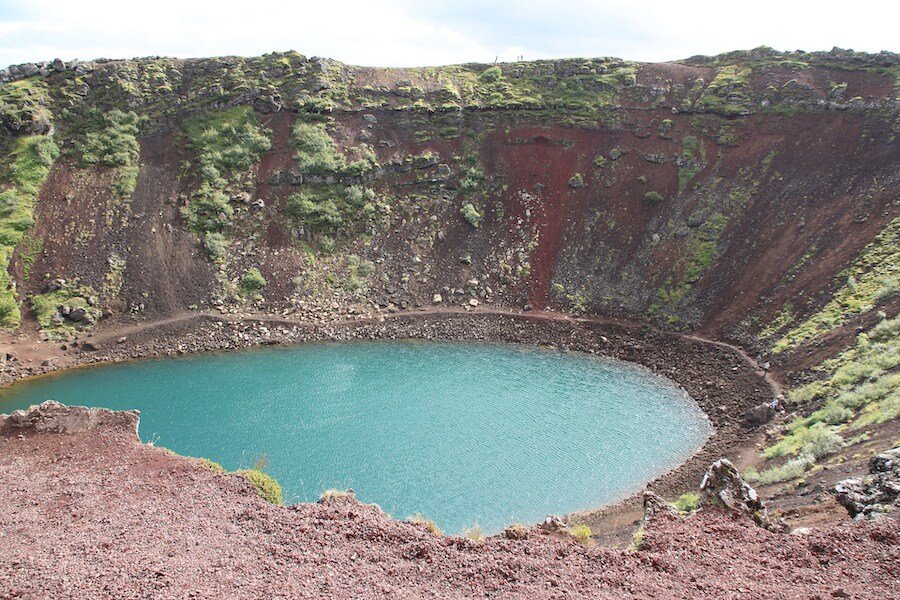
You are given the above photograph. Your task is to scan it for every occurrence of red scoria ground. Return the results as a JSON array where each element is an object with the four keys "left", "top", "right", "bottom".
[{"left": 1, "top": 412, "right": 898, "bottom": 599}]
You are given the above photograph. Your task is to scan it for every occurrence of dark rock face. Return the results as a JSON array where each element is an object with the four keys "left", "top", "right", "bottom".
[{"left": 834, "top": 448, "right": 900, "bottom": 519}]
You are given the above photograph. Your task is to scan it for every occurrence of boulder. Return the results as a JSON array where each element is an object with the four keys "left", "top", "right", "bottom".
[
  {"left": 700, "top": 458, "right": 771, "bottom": 527},
  {"left": 833, "top": 447, "right": 900, "bottom": 519},
  {"left": 743, "top": 402, "right": 774, "bottom": 427}
]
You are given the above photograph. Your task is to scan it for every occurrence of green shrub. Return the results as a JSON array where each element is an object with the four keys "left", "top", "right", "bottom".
[
  {"left": 479, "top": 66, "right": 502, "bottom": 83},
  {"left": 460, "top": 202, "right": 484, "bottom": 227},
  {"left": 240, "top": 268, "right": 267, "bottom": 294},
  {"left": 460, "top": 167, "right": 484, "bottom": 192},
  {"left": 237, "top": 469, "right": 283, "bottom": 505},
  {"left": 184, "top": 185, "right": 233, "bottom": 233},
  {"left": 674, "top": 492, "right": 700, "bottom": 513},
  {"left": 183, "top": 107, "right": 270, "bottom": 241},
  {"left": 644, "top": 191, "right": 664, "bottom": 203},
  {"left": 566, "top": 524, "right": 593, "bottom": 545},
  {"left": 185, "top": 106, "right": 271, "bottom": 185},
  {"left": 203, "top": 232, "right": 228, "bottom": 260},
  {"left": 291, "top": 121, "right": 346, "bottom": 174},
  {"left": 774, "top": 217, "right": 899, "bottom": 352},
  {"left": 0, "top": 295, "right": 19, "bottom": 329},
  {"left": 764, "top": 423, "right": 843, "bottom": 459}
]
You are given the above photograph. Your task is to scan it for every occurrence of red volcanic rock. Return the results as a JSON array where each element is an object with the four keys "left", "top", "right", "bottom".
[{"left": 1, "top": 403, "right": 897, "bottom": 598}]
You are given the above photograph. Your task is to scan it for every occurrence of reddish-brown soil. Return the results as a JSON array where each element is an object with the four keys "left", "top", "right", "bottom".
[{"left": 1, "top": 407, "right": 897, "bottom": 599}]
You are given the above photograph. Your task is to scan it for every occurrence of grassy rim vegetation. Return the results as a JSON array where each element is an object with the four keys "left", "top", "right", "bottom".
[{"left": 0, "top": 134, "right": 59, "bottom": 330}]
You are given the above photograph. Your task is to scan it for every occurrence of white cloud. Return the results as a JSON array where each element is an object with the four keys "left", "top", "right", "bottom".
[{"left": 0, "top": 0, "right": 896, "bottom": 68}]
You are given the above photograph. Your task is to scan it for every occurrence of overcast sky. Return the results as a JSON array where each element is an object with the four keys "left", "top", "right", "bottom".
[{"left": 1, "top": 0, "right": 897, "bottom": 69}]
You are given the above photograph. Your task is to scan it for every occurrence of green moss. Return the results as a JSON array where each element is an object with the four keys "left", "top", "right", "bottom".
[
  {"left": 674, "top": 492, "right": 700, "bottom": 513},
  {"left": 237, "top": 469, "right": 283, "bottom": 505},
  {"left": 568, "top": 173, "right": 584, "bottom": 188},
  {"left": 0, "top": 134, "right": 59, "bottom": 329},
  {"left": 774, "top": 217, "right": 899, "bottom": 352},
  {"left": 460, "top": 202, "right": 484, "bottom": 228},
  {"left": 197, "top": 458, "right": 225, "bottom": 473},
  {"left": 566, "top": 524, "right": 593, "bottom": 545}
]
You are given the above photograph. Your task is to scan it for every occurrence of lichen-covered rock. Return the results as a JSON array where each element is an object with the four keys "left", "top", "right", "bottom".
[
  {"left": 0, "top": 400, "right": 139, "bottom": 437},
  {"left": 700, "top": 458, "right": 771, "bottom": 527},
  {"left": 833, "top": 447, "right": 900, "bottom": 519}
]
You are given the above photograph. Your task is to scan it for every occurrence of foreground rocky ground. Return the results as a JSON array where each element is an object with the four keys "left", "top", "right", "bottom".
[{"left": 2, "top": 402, "right": 897, "bottom": 599}]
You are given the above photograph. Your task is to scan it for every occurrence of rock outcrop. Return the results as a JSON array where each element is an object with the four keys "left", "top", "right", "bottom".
[
  {"left": 833, "top": 448, "right": 900, "bottom": 519},
  {"left": 699, "top": 458, "right": 774, "bottom": 527},
  {"left": 0, "top": 400, "right": 139, "bottom": 436}
]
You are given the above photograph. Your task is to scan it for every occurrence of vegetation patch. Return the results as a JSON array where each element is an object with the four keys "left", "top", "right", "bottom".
[
  {"left": 29, "top": 283, "right": 101, "bottom": 339},
  {"left": 182, "top": 106, "right": 271, "bottom": 243},
  {"left": 0, "top": 134, "right": 59, "bottom": 329},
  {"left": 566, "top": 524, "right": 594, "bottom": 545},
  {"left": 773, "top": 217, "right": 899, "bottom": 352},
  {"left": 677, "top": 135, "right": 706, "bottom": 194},
  {"left": 460, "top": 202, "right": 484, "bottom": 227},
  {"left": 674, "top": 493, "right": 699, "bottom": 513},
  {"left": 236, "top": 469, "right": 283, "bottom": 505},
  {"left": 696, "top": 66, "right": 754, "bottom": 117},
  {"left": 752, "top": 314, "right": 899, "bottom": 484},
  {"left": 0, "top": 78, "right": 52, "bottom": 133},
  {"left": 76, "top": 109, "right": 142, "bottom": 199},
  {"left": 643, "top": 191, "right": 664, "bottom": 204},
  {"left": 240, "top": 268, "right": 267, "bottom": 295}
]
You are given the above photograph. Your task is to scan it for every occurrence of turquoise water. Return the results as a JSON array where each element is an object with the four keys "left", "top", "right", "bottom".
[{"left": 0, "top": 341, "right": 711, "bottom": 533}]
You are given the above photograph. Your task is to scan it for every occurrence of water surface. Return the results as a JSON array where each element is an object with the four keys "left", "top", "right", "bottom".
[{"left": 0, "top": 341, "right": 711, "bottom": 533}]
